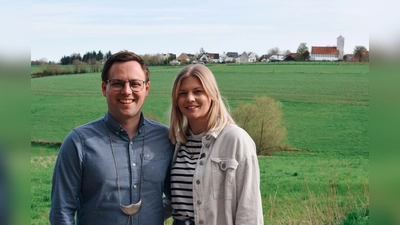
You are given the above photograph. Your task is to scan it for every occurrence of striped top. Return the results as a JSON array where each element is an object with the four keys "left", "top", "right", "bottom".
[{"left": 170, "top": 131, "right": 204, "bottom": 221}]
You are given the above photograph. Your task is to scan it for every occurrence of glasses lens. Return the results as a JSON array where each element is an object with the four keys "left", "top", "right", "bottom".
[
  {"left": 110, "top": 80, "right": 124, "bottom": 90},
  {"left": 108, "top": 80, "right": 144, "bottom": 92},
  {"left": 129, "top": 80, "right": 143, "bottom": 91}
]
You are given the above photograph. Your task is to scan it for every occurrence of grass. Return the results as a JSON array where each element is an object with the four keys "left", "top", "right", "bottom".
[{"left": 31, "top": 63, "right": 369, "bottom": 224}]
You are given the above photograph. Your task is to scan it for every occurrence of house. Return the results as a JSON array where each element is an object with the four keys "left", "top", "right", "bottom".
[
  {"left": 310, "top": 46, "right": 339, "bottom": 61},
  {"left": 199, "top": 53, "right": 220, "bottom": 63},
  {"left": 269, "top": 54, "right": 285, "bottom": 62},
  {"left": 219, "top": 52, "right": 238, "bottom": 63},
  {"left": 310, "top": 35, "right": 345, "bottom": 61},
  {"left": 236, "top": 52, "right": 249, "bottom": 63},
  {"left": 248, "top": 52, "right": 257, "bottom": 62},
  {"left": 163, "top": 53, "right": 176, "bottom": 60},
  {"left": 345, "top": 54, "right": 354, "bottom": 61},
  {"left": 177, "top": 53, "right": 195, "bottom": 63},
  {"left": 346, "top": 51, "right": 369, "bottom": 62},
  {"left": 284, "top": 53, "right": 296, "bottom": 61}
]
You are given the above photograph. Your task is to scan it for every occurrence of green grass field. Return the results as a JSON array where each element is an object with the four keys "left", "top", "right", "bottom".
[{"left": 31, "top": 63, "right": 369, "bottom": 224}]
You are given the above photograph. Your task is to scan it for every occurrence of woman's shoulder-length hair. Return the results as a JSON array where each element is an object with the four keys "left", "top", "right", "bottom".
[{"left": 168, "top": 64, "right": 235, "bottom": 144}]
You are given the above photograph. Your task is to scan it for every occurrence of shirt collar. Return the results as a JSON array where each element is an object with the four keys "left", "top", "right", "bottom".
[{"left": 103, "top": 112, "right": 145, "bottom": 137}]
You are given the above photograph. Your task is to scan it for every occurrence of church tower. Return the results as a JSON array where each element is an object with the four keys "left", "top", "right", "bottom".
[{"left": 337, "top": 35, "right": 345, "bottom": 60}]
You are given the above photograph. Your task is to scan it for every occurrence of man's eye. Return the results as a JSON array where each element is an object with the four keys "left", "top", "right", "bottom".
[
  {"left": 130, "top": 81, "right": 141, "bottom": 87},
  {"left": 112, "top": 82, "right": 124, "bottom": 87}
]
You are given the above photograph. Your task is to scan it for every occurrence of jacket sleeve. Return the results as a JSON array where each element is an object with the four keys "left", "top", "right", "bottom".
[
  {"left": 49, "top": 130, "right": 83, "bottom": 225},
  {"left": 234, "top": 136, "right": 264, "bottom": 225}
]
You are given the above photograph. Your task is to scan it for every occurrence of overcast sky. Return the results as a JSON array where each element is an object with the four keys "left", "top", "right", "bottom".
[{"left": 29, "top": 0, "right": 372, "bottom": 62}]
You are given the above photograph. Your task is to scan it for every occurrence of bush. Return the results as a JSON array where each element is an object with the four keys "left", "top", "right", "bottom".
[
  {"left": 232, "top": 96, "right": 289, "bottom": 155},
  {"left": 342, "top": 208, "right": 369, "bottom": 225}
]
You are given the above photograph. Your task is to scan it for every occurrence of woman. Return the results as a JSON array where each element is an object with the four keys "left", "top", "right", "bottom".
[{"left": 168, "top": 64, "right": 264, "bottom": 225}]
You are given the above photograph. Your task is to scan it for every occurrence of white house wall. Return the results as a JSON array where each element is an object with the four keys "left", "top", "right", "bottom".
[{"left": 310, "top": 54, "right": 339, "bottom": 61}]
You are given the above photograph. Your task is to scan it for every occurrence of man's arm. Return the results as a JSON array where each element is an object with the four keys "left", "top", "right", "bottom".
[{"left": 49, "top": 130, "right": 82, "bottom": 225}]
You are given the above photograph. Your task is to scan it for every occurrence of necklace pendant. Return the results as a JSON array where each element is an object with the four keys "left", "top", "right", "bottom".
[{"left": 190, "top": 153, "right": 194, "bottom": 159}]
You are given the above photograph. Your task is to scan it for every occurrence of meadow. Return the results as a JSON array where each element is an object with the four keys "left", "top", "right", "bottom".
[{"left": 31, "top": 63, "right": 369, "bottom": 224}]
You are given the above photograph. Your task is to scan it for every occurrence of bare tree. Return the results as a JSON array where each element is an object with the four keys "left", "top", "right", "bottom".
[
  {"left": 282, "top": 49, "right": 291, "bottom": 56},
  {"left": 296, "top": 43, "right": 309, "bottom": 61}
]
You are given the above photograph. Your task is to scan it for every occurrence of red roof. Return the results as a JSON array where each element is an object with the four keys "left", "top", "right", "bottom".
[{"left": 311, "top": 47, "right": 339, "bottom": 55}]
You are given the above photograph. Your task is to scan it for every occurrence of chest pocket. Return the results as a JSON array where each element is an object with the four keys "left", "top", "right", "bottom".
[
  {"left": 143, "top": 152, "right": 167, "bottom": 183},
  {"left": 211, "top": 158, "right": 238, "bottom": 200}
]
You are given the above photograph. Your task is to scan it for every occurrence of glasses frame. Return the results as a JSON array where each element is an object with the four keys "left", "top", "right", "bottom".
[{"left": 106, "top": 79, "right": 147, "bottom": 92}]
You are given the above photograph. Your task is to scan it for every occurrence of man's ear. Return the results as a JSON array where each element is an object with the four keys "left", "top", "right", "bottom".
[
  {"left": 102, "top": 81, "right": 107, "bottom": 97},
  {"left": 145, "top": 81, "right": 150, "bottom": 97}
]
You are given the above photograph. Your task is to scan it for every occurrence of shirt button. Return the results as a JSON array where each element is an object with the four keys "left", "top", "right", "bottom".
[
  {"left": 199, "top": 220, "right": 204, "bottom": 224},
  {"left": 199, "top": 161, "right": 204, "bottom": 166},
  {"left": 196, "top": 180, "right": 200, "bottom": 185},
  {"left": 205, "top": 143, "right": 210, "bottom": 148},
  {"left": 130, "top": 141, "right": 133, "bottom": 145},
  {"left": 120, "top": 128, "right": 124, "bottom": 132},
  {"left": 133, "top": 184, "right": 137, "bottom": 189},
  {"left": 222, "top": 163, "right": 226, "bottom": 169},
  {"left": 197, "top": 200, "right": 201, "bottom": 205},
  {"left": 132, "top": 163, "right": 136, "bottom": 167}
]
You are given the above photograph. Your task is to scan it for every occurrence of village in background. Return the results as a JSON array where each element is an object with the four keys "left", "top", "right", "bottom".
[{"left": 31, "top": 35, "right": 369, "bottom": 73}]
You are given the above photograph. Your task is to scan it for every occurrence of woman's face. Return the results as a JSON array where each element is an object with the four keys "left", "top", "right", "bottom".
[{"left": 177, "top": 76, "right": 211, "bottom": 125}]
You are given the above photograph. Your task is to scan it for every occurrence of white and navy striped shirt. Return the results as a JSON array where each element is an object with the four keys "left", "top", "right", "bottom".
[{"left": 170, "top": 131, "right": 204, "bottom": 221}]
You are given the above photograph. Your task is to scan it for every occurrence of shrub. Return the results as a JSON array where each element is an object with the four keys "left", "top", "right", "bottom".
[
  {"left": 342, "top": 208, "right": 369, "bottom": 225},
  {"left": 232, "top": 96, "right": 289, "bottom": 155}
]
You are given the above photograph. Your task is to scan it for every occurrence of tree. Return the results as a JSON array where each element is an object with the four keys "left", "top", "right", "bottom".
[
  {"left": 232, "top": 96, "right": 289, "bottom": 155},
  {"left": 267, "top": 47, "right": 280, "bottom": 58},
  {"left": 96, "top": 50, "right": 104, "bottom": 61},
  {"left": 197, "top": 47, "right": 206, "bottom": 59},
  {"left": 353, "top": 46, "right": 368, "bottom": 62},
  {"left": 282, "top": 49, "right": 291, "bottom": 56},
  {"left": 296, "top": 43, "right": 309, "bottom": 61},
  {"left": 105, "top": 51, "right": 112, "bottom": 60}
]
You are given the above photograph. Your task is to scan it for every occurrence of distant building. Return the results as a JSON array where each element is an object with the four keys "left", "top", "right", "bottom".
[
  {"left": 163, "top": 53, "right": 176, "bottom": 60},
  {"left": 236, "top": 52, "right": 256, "bottom": 63},
  {"left": 310, "top": 35, "right": 345, "bottom": 61},
  {"left": 219, "top": 52, "right": 238, "bottom": 63},
  {"left": 177, "top": 53, "right": 195, "bottom": 63},
  {"left": 269, "top": 54, "right": 285, "bottom": 62},
  {"left": 199, "top": 53, "right": 220, "bottom": 63},
  {"left": 237, "top": 52, "right": 249, "bottom": 63},
  {"left": 284, "top": 53, "right": 296, "bottom": 61}
]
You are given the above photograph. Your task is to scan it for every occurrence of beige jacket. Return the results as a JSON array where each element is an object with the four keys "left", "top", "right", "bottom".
[{"left": 172, "top": 124, "right": 264, "bottom": 225}]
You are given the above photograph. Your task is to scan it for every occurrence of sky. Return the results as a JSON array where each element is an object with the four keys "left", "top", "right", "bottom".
[{"left": 28, "top": 0, "right": 373, "bottom": 62}]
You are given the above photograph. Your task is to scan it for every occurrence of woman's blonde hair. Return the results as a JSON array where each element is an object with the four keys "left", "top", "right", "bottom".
[{"left": 168, "top": 64, "right": 235, "bottom": 144}]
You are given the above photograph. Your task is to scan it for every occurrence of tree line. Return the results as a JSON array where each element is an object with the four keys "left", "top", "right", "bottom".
[{"left": 60, "top": 50, "right": 112, "bottom": 65}]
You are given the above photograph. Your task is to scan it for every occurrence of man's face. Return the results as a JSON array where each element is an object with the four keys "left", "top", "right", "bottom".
[{"left": 102, "top": 61, "right": 150, "bottom": 124}]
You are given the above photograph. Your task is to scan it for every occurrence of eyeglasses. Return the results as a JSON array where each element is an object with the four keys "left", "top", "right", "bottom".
[{"left": 106, "top": 79, "right": 147, "bottom": 92}]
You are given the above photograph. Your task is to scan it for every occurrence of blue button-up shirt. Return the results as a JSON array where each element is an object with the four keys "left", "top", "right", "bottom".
[{"left": 50, "top": 112, "right": 174, "bottom": 225}]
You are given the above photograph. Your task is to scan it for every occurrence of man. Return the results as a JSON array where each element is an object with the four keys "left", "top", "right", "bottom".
[{"left": 50, "top": 51, "right": 174, "bottom": 225}]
